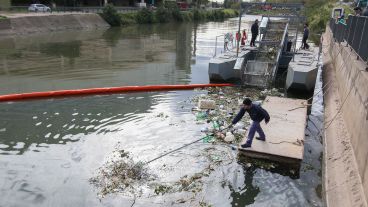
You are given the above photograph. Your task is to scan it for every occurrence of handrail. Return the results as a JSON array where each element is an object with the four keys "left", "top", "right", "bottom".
[
  {"left": 272, "top": 22, "right": 289, "bottom": 83},
  {"left": 213, "top": 34, "right": 224, "bottom": 57}
]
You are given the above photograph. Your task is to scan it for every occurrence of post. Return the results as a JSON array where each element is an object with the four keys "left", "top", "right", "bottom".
[
  {"left": 293, "top": 15, "right": 300, "bottom": 62},
  {"left": 236, "top": 1, "right": 242, "bottom": 57},
  {"left": 356, "top": 17, "right": 366, "bottom": 61},
  {"left": 214, "top": 36, "right": 218, "bottom": 57}
]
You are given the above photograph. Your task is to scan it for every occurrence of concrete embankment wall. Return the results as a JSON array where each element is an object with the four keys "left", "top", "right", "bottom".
[
  {"left": 0, "top": 13, "right": 109, "bottom": 36},
  {"left": 323, "top": 27, "right": 368, "bottom": 206}
]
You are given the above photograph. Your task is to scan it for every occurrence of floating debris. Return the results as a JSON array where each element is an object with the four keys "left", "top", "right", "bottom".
[
  {"left": 198, "top": 100, "right": 216, "bottom": 109},
  {"left": 190, "top": 87, "right": 283, "bottom": 144},
  {"left": 156, "top": 112, "right": 169, "bottom": 118},
  {"left": 89, "top": 149, "right": 153, "bottom": 198}
]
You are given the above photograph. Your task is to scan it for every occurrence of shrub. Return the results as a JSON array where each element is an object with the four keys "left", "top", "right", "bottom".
[
  {"left": 230, "top": 2, "right": 241, "bottom": 10},
  {"left": 223, "top": 9, "right": 237, "bottom": 18},
  {"left": 213, "top": 10, "right": 225, "bottom": 21},
  {"left": 192, "top": 9, "right": 205, "bottom": 21},
  {"left": 172, "top": 7, "right": 183, "bottom": 21},
  {"left": 121, "top": 13, "right": 137, "bottom": 25},
  {"left": 136, "top": 8, "right": 154, "bottom": 24},
  {"left": 182, "top": 11, "right": 193, "bottom": 21},
  {"left": 101, "top": 4, "right": 122, "bottom": 26},
  {"left": 156, "top": 6, "right": 171, "bottom": 23}
]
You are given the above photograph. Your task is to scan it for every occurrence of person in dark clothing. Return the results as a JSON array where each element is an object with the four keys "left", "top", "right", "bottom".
[
  {"left": 250, "top": 19, "right": 259, "bottom": 47},
  {"left": 302, "top": 23, "right": 310, "bottom": 50},
  {"left": 354, "top": 7, "right": 362, "bottom": 16},
  {"left": 230, "top": 98, "right": 270, "bottom": 148}
]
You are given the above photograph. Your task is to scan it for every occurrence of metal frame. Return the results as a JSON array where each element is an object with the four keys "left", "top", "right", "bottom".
[{"left": 329, "top": 16, "right": 368, "bottom": 61}]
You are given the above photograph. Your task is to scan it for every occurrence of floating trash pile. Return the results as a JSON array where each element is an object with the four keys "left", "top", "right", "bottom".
[
  {"left": 89, "top": 149, "right": 153, "bottom": 198},
  {"left": 89, "top": 86, "right": 285, "bottom": 200},
  {"left": 192, "top": 86, "right": 284, "bottom": 144},
  {"left": 150, "top": 146, "right": 235, "bottom": 198}
]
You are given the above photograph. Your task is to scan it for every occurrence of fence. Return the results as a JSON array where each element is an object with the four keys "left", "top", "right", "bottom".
[{"left": 329, "top": 16, "right": 368, "bottom": 61}]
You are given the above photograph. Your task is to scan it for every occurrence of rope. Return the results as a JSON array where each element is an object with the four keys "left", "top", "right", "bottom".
[
  {"left": 288, "top": 81, "right": 332, "bottom": 112},
  {"left": 324, "top": 86, "right": 353, "bottom": 130},
  {"left": 267, "top": 140, "right": 303, "bottom": 146}
]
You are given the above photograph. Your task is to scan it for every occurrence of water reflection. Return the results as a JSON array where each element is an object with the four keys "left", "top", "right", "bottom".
[
  {"left": 0, "top": 92, "right": 158, "bottom": 155},
  {"left": 40, "top": 41, "right": 82, "bottom": 58},
  {"left": 0, "top": 17, "right": 322, "bottom": 207}
]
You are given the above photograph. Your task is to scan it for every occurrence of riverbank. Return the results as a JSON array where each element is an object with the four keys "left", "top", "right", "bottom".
[
  {"left": 0, "top": 13, "right": 109, "bottom": 36},
  {"left": 0, "top": 8, "right": 238, "bottom": 36},
  {"left": 322, "top": 26, "right": 368, "bottom": 207},
  {"left": 100, "top": 5, "right": 238, "bottom": 26}
]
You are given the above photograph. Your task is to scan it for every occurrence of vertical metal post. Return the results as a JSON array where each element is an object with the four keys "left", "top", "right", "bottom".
[
  {"left": 292, "top": 15, "right": 299, "bottom": 62},
  {"left": 356, "top": 17, "right": 366, "bottom": 60},
  {"left": 236, "top": 1, "right": 242, "bottom": 57},
  {"left": 214, "top": 36, "right": 218, "bottom": 57}
]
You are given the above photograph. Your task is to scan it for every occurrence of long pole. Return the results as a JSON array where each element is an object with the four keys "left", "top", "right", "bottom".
[
  {"left": 236, "top": 1, "right": 242, "bottom": 57},
  {"left": 145, "top": 126, "right": 230, "bottom": 164}
]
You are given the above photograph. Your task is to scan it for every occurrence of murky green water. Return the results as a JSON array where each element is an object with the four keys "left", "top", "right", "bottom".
[{"left": 0, "top": 17, "right": 322, "bottom": 207}]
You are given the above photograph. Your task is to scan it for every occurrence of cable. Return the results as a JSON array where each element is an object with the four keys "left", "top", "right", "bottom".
[
  {"left": 288, "top": 81, "right": 332, "bottom": 112},
  {"left": 267, "top": 140, "right": 303, "bottom": 146},
  {"left": 324, "top": 86, "right": 353, "bottom": 130}
]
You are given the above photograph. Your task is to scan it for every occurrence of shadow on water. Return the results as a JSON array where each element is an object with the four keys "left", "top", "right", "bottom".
[{"left": 229, "top": 166, "right": 260, "bottom": 206}]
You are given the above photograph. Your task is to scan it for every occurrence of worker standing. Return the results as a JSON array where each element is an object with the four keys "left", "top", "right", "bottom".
[
  {"left": 250, "top": 19, "right": 259, "bottom": 47},
  {"left": 302, "top": 23, "right": 310, "bottom": 50},
  {"left": 230, "top": 98, "right": 270, "bottom": 148}
]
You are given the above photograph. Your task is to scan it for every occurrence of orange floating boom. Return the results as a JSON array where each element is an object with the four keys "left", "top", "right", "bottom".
[{"left": 0, "top": 83, "right": 233, "bottom": 102}]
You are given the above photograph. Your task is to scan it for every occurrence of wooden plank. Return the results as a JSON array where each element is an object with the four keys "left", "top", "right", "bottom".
[{"left": 238, "top": 96, "right": 307, "bottom": 163}]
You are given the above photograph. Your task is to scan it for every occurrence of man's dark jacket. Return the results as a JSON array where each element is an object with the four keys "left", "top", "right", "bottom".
[
  {"left": 232, "top": 104, "right": 270, "bottom": 124},
  {"left": 303, "top": 27, "right": 309, "bottom": 39},
  {"left": 251, "top": 23, "right": 259, "bottom": 36}
]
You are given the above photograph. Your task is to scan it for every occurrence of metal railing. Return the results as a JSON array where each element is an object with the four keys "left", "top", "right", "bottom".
[{"left": 329, "top": 16, "right": 368, "bottom": 61}]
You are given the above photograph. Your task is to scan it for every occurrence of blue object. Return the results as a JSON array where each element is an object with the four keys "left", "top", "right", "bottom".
[
  {"left": 246, "top": 121, "right": 265, "bottom": 145},
  {"left": 232, "top": 104, "right": 270, "bottom": 124}
]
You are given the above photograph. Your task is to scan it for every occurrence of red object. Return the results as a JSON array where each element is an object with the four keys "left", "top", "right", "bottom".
[
  {"left": 0, "top": 83, "right": 233, "bottom": 102},
  {"left": 236, "top": 32, "right": 241, "bottom": 42},
  {"left": 241, "top": 31, "right": 247, "bottom": 46},
  {"left": 261, "top": 4, "right": 272, "bottom": 11},
  {"left": 177, "top": 2, "right": 188, "bottom": 10}
]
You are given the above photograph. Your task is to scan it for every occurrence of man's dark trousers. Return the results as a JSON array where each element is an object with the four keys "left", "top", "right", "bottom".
[
  {"left": 246, "top": 121, "right": 265, "bottom": 145},
  {"left": 302, "top": 37, "right": 309, "bottom": 49},
  {"left": 250, "top": 34, "right": 257, "bottom": 47}
]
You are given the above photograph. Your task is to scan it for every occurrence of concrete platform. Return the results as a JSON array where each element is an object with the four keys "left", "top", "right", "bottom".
[
  {"left": 238, "top": 96, "right": 307, "bottom": 164},
  {"left": 286, "top": 49, "right": 318, "bottom": 92}
]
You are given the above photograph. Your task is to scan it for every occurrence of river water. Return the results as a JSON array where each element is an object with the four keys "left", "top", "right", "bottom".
[{"left": 0, "top": 17, "right": 322, "bottom": 207}]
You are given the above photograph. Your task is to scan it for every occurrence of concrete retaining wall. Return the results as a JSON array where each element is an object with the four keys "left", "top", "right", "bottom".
[
  {"left": 324, "top": 26, "right": 368, "bottom": 205},
  {"left": 0, "top": 13, "right": 109, "bottom": 36}
]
